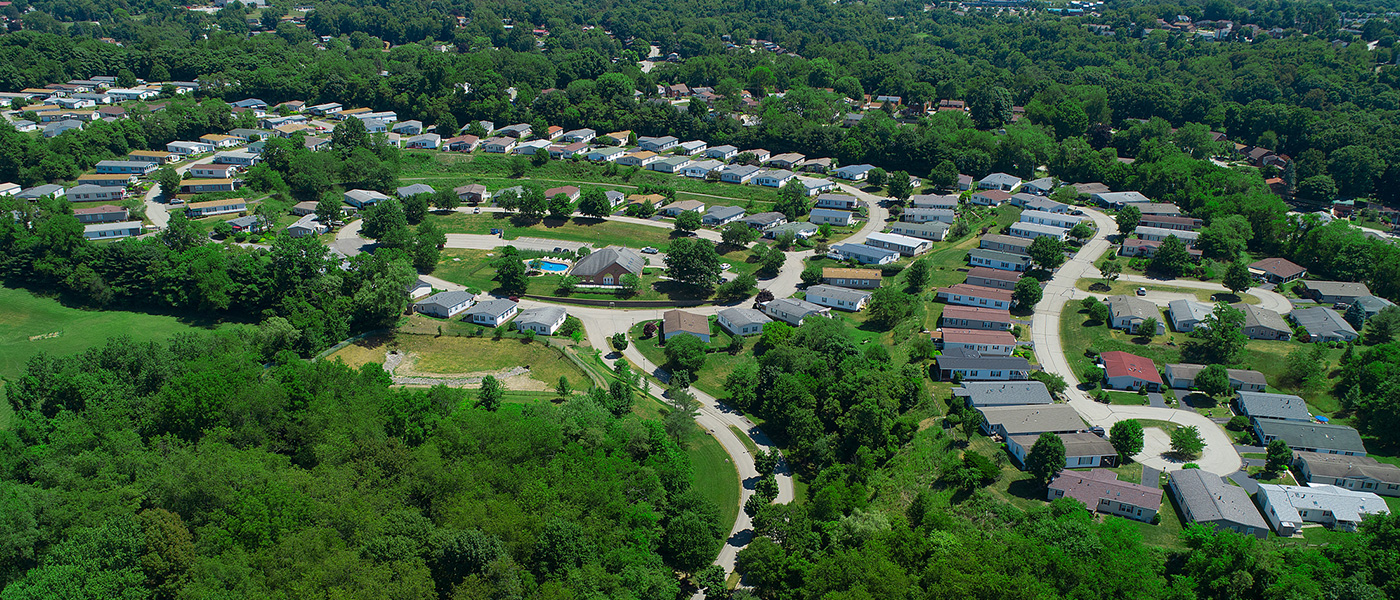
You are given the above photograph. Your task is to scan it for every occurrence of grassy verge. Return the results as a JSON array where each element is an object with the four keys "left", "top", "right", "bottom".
[{"left": 1074, "top": 278, "right": 1260, "bottom": 305}]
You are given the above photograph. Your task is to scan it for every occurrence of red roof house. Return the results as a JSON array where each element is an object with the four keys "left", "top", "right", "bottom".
[{"left": 1100, "top": 351, "right": 1162, "bottom": 391}]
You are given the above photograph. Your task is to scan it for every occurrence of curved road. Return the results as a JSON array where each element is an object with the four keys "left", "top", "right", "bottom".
[
  {"left": 342, "top": 187, "right": 894, "bottom": 587},
  {"left": 1030, "top": 207, "right": 1242, "bottom": 475}
]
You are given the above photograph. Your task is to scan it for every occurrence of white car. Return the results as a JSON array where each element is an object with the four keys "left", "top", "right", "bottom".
[{"left": 642, "top": 247, "right": 659, "bottom": 254}]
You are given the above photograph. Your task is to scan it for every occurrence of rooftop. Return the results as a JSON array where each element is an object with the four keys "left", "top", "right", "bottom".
[
  {"left": 1049, "top": 469, "right": 1163, "bottom": 512},
  {"left": 663, "top": 309, "right": 710, "bottom": 335},
  {"left": 977, "top": 404, "right": 1086, "bottom": 436},
  {"left": 1237, "top": 391, "right": 1312, "bottom": 421},
  {"left": 1255, "top": 419, "right": 1366, "bottom": 454},
  {"left": 952, "top": 381, "right": 1053, "bottom": 406},
  {"left": 1100, "top": 350, "right": 1162, "bottom": 384},
  {"left": 1169, "top": 469, "right": 1270, "bottom": 530},
  {"left": 1257, "top": 483, "right": 1389, "bottom": 525}
]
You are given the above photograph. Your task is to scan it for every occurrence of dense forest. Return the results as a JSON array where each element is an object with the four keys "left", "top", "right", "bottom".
[{"left": 0, "top": 334, "right": 723, "bottom": 598}]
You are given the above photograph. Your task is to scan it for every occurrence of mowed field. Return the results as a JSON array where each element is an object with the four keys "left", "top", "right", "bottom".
[{"left": 0, "top": 286, "right": 236, "bottom": 428}]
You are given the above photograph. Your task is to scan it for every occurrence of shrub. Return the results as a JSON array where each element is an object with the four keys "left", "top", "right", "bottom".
[{"left": 1226, "top": 415, "right": 1250, "bottom": 431}]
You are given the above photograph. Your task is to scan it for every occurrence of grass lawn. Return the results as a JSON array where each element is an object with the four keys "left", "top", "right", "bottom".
[
  {"left": 1124, "top": 487, "right": 1188, "bottom": 549},
  {"left": 431, "top": 212, "right": 679, "bottom": 250},
  {"left": 1075, "top": 278, "right": 1259, "bottom": 305},
  {"left": 327, "top": 332, "right": 589, "bottom": 391},
  {"left": 1298, "top": 525, "right": 1353, "bottom": 546},
  {"left": 1243, "top": 467, "right": 1297, "bottom": 485},
  {"left": 686, "top": 427, "right": 743, "bottom": 535},
  {"left": 1179, "top": 393, "right": 1235, "bottom": 419},
  {"left": 1105, "top": 390, "right": 1151, "bottom": 405},
  {"left": 629, "top": 320, "right": 755, "bottom": 398},
  {"left": 0, "top": 286, "right": 239, "bottom": 428}
]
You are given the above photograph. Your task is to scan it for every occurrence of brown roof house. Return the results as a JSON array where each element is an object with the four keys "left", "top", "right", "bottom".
[
  {"left": 662, "top": 309, "right": 711, "bottom": 343},
  {"left": 1048, "top": 469, "right": 1162, "bottom": 523},
  {"left": 1249, "top": 258, "right": 1307, "bottom": 284},
  {"left": 567, "top": 246, "right": 644, "bottom": 287}
]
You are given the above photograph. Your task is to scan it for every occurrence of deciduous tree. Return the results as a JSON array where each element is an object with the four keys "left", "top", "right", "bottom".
[
  {"left": 1026, "top": 432, "right": 1066, "bottom": 485},
  {"left": 1109, "top": 419, "right": 1144, "bottom": 461}
]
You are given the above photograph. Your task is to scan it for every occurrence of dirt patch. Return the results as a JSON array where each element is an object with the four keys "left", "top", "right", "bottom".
[{"left": 385, "top": 350, "right": 546, "bottom": 390}]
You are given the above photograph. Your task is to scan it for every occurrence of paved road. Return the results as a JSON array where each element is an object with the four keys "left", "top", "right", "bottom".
[
  {"left": 501, "top": 297, "right": 795, "bottom": 584},
  {"left": 1030, "top": 207, "right": 1242, "bottom": 475},
  {"left": 141, "top": 154, "right": 219, "bottom": 229}
]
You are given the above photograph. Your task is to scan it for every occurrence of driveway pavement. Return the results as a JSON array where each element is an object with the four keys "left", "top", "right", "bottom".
[
  {"left": 1107, "top": 273, "right": 1292, "bottom": 314},
  {"left": 1030, "top": 207, "right": 1242, "bottom": 476},
  {"left": 141, "top": 154, "right": 219, "bottom": 229},
  {"left": 1229, "top": 471, "right": 1260, "bottom": 494}
]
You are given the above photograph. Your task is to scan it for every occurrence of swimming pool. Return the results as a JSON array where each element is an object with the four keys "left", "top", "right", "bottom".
[{"left": 538, "top": 260, "right": 569, "bottom": 272}]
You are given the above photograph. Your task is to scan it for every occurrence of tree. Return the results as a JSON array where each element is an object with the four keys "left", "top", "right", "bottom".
[
  {"left": 547, "top": 193, "right": 573, "bottom": 219},
  {"left": 775, "top": 180, "right": 810, "bottom": 220},
  {"left": 1345, "top": 302, "right": 1367, "bottom": 330},
  {"left": 1068, "top": 221, "right": 1094, "bottom": 241},
  {"left": 1223, "top": 262, "right": 1253, "bottom": 294},
  {"left": 1170, "top": 425, "right": 1205, "bottom": 459},
  {"left": 928, "top": 160, "right": 959, "bottom": 189},
  {"left": 664, "top": 334, "right": 707, "bottom": 375},
  {"left": 610, "top": 332, "right": 628, "bottom": 352},
  {"left": 1265, "top": 439, "right": 1292, "bottom": 473},
  {"left": 1100, "top": 260, "right": 1122, "bottom": 284},
  {"left": 1116, "top": 205, "right": 1141, "bottom": 237},
  {"left": 1088, "top": 299, "right": 1111, "bottom": 324},
  {"left": 906, "top": 259, "right": 931, "bottom": 290},
  {"left": 1109, "top": 420, "right": 1144, "bottom": 462},
  {"left": 1196, "top": 364, "right": 1232, "bottom": 397},
  {"left": 866, "top": 168, "right": 887, "bottom": 188},
  {"left": 494, "top": 257, "right": 529, "bottom": 295},
  {"left": 517, "top": 186, "right": 547, "bottom": 219},
  {"left": 315, "top": 193, "right": 343, "bottom": 226},
  {"left": 1026, "top": 432, "right": 1066, "bottom": 485},
  {"left": 969, "top": 86, "right": 1013, "bottom": 129},
  {"left": 576, "top": 188, "right": 611, "bottom": 219},
  {"left": 331, "top": 116, "right": 369, "bottom": 156},
  {"left": 1027, "top": 236, "right": 1067, "bottom": 270},
  {"left": 1013, "top": 277, "right": 1042, "bottom": 307},
  {"left": 156, "top": 166, "right": 181, "bottom": 199},
  {"left": 402, "top": 194, "right": 429, "bottom": 224},
  {"left": 1297, "top": 175, "right": 1337, "bottom": 202},
  {"left": 1148, "top": 235, "right": 1190, "bottom": 278},
  {"left": 1030, "top": 371, "right": 1067, "bottom": 396},
  {"left": 361, "top": 199, "right": 409, "bottom": 242},
  {"left": 867, "top": 287, "right": 914, "bottom": 329},
  {"left": 886, "top": 170, "right": 912, "bottom": 200},
  {"left": 477, "top": 375, "right": 502, "bottom": 411},
  {"left": 531, "top": 148, "right": 550, "bottom": 167},
  {"left": 1366, "top": 306, "right": 1400, "bottom": 345},
  {"left": 1183, "top": 303, "right": 1248, "bottom": 364},
  {"left": 800, "top": 263, "right": 824, "bottom": 286},
  {"left": 674, "top": 210, "right": 702, "bottom": 233},
  {"left": 1197, "top": 215, "right": 1253, "bottom": 261},
  {"left": 665, "top": 238, "right": 722, "bottom": 290},
  {"left": 716, "top": 273, "right": 757, "bottom": 300},
  {"left": 1136, "top": 317, "right": 1159, "bottom": 339},
  {"left": 556, "top": 376, "right": 572, "bottom": 397}
]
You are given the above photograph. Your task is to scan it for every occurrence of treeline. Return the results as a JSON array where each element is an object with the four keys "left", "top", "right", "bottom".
[
  {"left": 0, "top": 334, "right": 722, "bottom": 598},
  {"left": 3, "top": 0, "right": 1399, "bottom": 202},
  {"left": 0, "top": 196, "right": 414, "bottom": 356}
]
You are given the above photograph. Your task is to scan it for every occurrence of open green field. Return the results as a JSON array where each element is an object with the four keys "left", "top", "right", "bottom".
[
  {"left": 401, "top": 151, "right": 785, "bottom": 207},
  {"left": 0, "top": 286, "right": 239, "bottom": 429},
  {"left": 432, "top": 212, "right": 680, "bottom": 250}
]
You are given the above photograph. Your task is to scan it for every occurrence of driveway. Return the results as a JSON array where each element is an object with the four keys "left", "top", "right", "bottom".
[{"left": 1029, "top": 206, "right": 1242, "bottom": 476}]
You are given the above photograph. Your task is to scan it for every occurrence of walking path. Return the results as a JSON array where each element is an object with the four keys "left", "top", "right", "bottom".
[{"left": 1029, "top": 207, "right": 1242, "bottom": 475}]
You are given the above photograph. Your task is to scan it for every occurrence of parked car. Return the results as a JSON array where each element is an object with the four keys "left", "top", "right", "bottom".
[
  {"left": 642, "top": 247, "right": 659, "bottom": 254},
  {"left": 1136, "top": 287, "right": 1147, "bottom": 296}
]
